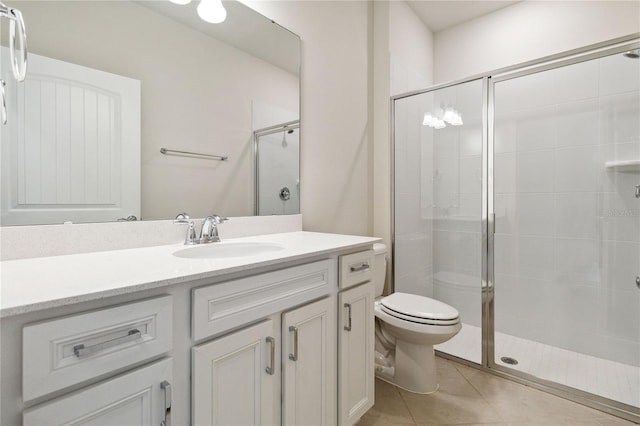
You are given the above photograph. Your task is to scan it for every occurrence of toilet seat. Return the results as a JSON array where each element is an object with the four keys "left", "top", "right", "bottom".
[{"left": 380, "top": 293, "right": 460, "bottom": 326}]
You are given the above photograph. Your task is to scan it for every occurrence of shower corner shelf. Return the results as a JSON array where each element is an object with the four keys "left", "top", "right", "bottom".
[{"left": 604, "top": 160, "right": 640, "bottom": 173}]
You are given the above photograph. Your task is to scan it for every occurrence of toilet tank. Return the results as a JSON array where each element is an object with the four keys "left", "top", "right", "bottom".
[{"left": 373, "top": 243, "right": 387, "bottom": 297}]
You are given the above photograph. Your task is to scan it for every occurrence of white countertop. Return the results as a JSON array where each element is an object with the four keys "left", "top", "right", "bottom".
[{"left": 0, "top": 231, "right": 379, "bottom": 318}]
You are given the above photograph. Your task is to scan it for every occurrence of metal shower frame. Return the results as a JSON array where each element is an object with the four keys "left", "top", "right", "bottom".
[{"left": 390, "top": 33, "right": 640, "bottom": 423}]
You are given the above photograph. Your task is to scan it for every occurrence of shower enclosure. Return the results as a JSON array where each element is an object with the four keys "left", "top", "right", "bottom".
[
  {"left": 253, "top": 120, "right": 300, "bottom": 215},
  {"left": 392, "top": 37, "right": 640, "bottom": 422}
]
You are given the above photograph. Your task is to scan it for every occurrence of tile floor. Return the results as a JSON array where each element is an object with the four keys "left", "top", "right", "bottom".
[{"left": 358, "top": 356, "right": 639, "bottom": 426}]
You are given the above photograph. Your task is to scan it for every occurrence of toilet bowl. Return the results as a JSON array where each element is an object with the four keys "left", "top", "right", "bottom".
[{"left": 372, "top": 243, "right": 461, "bottom": 394}]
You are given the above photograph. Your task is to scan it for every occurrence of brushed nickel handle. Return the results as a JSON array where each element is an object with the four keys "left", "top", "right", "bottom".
[
  {"left": 265, "top": 336, "right": 275, "bottom": 375},
  {"left": 73, "top": 329, "right": 141, "bottom": 358},
  {"left": 350, "top": 263, "right": 370, "bottom": 273},
  {"left": 344, "top": 303, "right": 352, "bottom": 332},
  {"left": 160, "top": 380, "right": 171, "bottom": 426},
  {"left": 288, "top": 326, "right": 298, "bottom": 361}
]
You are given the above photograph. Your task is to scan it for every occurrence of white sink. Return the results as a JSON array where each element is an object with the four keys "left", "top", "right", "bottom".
[{"left": 173, "top": 242, "right": 285, "bottom": 259}]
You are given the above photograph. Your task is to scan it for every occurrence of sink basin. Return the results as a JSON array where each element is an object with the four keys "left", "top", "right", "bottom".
[{"left": 173, "top": 242, "right": 285, "bottom": 259}]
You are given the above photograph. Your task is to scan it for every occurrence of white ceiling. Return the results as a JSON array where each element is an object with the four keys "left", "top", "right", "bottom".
[
  {"left": 406, "top": 1, "right": 521, "bottom": 32},
  {"left": 138, "top": 0, "right": 300, "bottom": 76}
]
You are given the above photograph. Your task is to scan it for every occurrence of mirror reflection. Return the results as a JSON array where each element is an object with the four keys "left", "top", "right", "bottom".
[{"left": 0, "top": 0, "right": 300, "bottom": 226}]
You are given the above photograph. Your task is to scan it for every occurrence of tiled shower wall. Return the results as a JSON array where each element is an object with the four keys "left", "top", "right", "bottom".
[{"left": 493, "top": 53, "right": 640, "bottom": 366}]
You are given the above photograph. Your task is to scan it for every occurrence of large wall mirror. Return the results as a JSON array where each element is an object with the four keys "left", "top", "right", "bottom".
[{"left": 0, "top": 0, "right": 300, "bottom": 226}]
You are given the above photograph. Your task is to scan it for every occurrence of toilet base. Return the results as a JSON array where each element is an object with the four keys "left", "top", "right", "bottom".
[
  {"left": 374, "top": 341, "right": 439, "bottom": 394},
  {"left": 375, "top": 372, "right": 440, "bottom": 395}
]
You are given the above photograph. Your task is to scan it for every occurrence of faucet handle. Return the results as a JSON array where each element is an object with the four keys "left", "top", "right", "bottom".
[
  {"left": 199, "top": 215, "right": 228, "bottom": 244},
  {"left": 174, "top": 213, "right": 190, "bottom": 224},
  {"left": 209, "top": 214, "right": 228, "bottom": 224},
  {"left": 174, "top": 213, "right": 198, "bottom": 245}
]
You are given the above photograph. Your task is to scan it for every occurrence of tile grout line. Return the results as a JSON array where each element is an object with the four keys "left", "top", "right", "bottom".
[
  {"left": 395, "top": 381, "right": 420, "bottom": 425},
  {"left": 448, "top": 359, "right": 510, "bottom": 424}
]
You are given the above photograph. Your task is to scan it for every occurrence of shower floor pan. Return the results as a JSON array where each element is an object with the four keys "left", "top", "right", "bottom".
[{"left": 436, "top": 323, "right": 640, "bottom": 409}]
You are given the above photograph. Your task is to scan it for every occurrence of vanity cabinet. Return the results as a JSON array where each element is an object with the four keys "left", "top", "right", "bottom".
[
  {"left": 192, "top": 296, "right": 337, "bottom": 426},
  {"left": 338, "top": 251, "right": 375, "bottom": 425},
  {"left": 192, "top": 259, "right": 338, "bottom": 425},
  {"left": 0, "top": 232, "right": 380, "bottom": 426}
]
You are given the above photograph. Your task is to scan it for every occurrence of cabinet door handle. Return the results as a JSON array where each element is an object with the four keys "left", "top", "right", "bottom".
[
  {"left": 350, "top": 263, "right": 370, "bottom": 273},
  {"left": 160, "top": 380, "right": 171, "bottom": 426},
  {"left": 344, "top": 303, "right": 352, "bottom": 332},
  {"left": 265, "top": 336, "right": 275, "bottom": 375},
  {"left": 288, "top": 326, "right": 298, "bottom": 361},
  {"left": 73, "top": 328, "right": 141, "bottom": 358}
]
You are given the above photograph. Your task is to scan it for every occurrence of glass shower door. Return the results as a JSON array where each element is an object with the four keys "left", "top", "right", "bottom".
[
  {"left": 393, "top": 78, "right": 485, "bottom": 364},
  {"left": 492, "top": 49, "right": 640, "bottom": 410}
]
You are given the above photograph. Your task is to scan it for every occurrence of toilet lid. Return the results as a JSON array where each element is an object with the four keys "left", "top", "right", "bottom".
[{"left": 380, "top": 293, "right": 459, "bottom": 322}]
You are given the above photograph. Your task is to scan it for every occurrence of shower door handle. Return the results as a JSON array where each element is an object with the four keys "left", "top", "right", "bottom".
[
  {"left": 488, "top": 212, "right": 496, "bottom": 237},
  {"left": 1, "top": 79, "right": 6, "bottom": 125}
]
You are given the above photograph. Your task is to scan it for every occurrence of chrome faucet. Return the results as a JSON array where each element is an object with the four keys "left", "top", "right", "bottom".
[
  {"left": 199, "top": 215, "right": 228, "bottom": 244},
  {"left": 174, "top": 213, "right": 228, "bottom": 245}
]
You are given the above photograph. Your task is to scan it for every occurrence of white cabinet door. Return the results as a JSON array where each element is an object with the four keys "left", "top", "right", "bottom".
[
  {"left": 23, "top": 358, "right": 172, "bottom": 426},
  {"left": 282, "top": 297, "right": 337, "bottom": 426},
  {"left": 192, "top": 320, "right": 279, "bottom": 426},
  {"left": 339, "top": 282, "right": 375, "bottom": 425}
]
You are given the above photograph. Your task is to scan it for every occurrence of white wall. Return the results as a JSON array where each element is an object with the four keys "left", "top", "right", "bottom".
[
  {"left": 243, "top": 1, "right": 373, "bottom": 236},
  {"left": 372, "top": 1, "right": 434, "bottom": 291},
  {"left": 389, "top": 1, "right": 434, "bottom": 95},
  {"left": 434, "top": 0, "right": 640, "bottom": 83}
]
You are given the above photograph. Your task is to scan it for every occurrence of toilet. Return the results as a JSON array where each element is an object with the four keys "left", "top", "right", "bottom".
[{"left": 372, "top": 243, "right": 461, "bottom": 394}]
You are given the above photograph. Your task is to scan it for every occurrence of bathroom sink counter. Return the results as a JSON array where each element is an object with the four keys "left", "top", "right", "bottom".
[{"left": 0, "top": 231, "right": 379, "bottom": 318}]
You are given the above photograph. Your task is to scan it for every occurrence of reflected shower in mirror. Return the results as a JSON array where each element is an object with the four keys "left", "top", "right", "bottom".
[
  {"left": 254, "top": 120, "right": 300, "bottom": 216},
  {"left": 0, "top": 0, "right": 300, "bottom": 226}
]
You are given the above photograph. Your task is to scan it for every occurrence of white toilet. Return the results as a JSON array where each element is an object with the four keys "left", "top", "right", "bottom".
[{"left": 372, "top": 243, "right": 461, "bottom": 394}]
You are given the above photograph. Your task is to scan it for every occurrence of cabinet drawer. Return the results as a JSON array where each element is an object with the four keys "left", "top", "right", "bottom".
[
  {"left": 192, "top": 259, "right": 336, "bottom": 341},
  {"left": 339, "top": 250, "right": 374, "bottom": 289},
  {"left": 23, "top": 358, "right": 172, "bottom": 426},
  {"left": 23, "top": 295, "right": 173, "bottom": 402}
]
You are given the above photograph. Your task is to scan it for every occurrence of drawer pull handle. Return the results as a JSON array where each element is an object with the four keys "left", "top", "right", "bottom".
[
  {"left": 288, "top": 326, "right": 298, "bottom": 361},
  {"left": 160, "top": 380, "right": 171, "bottom": 426},
  {"left": 350, "top": 263, "right": 370, "bottom": 273},
  {"left": 73, "top": 328, "right": 141, "bottom": 358},
  {"left": 344, "top": 303, "right": 352, "bottom": 331},
  {"left": 265, "top": 336, "right": 275, "bottom": 375}
]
